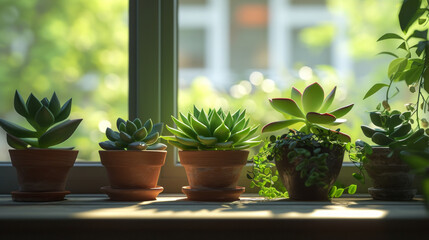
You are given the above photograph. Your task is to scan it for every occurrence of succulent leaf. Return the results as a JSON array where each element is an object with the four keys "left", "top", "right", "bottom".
[
  {"left": 209, "top": 111, "right": 223, "bottom": 134},
  {"left": 55, "top": 99, "right": 72, "bottom": 123},
  {"left": 213, "top": 122, "right": 230, "bottom": 142},
  {"left": 106, "top": 128, "right": 120, "bottom": 141},
  {"left": 361, "top": 125, "right": 377, "bottom": 138},
  {"left": 133, "top": 127, "right": 148, "bottom": 141},
  {"left": 119, "top": 122, "right": 126, "bottom": 132},
  {"left": 143, "top": 119, "right": 153, "bottom": 134},
  {"left": 179, "top": 112, "right": 191, "bottom": 126},
  {"left": 229, "top": 127, "right": 250, "bottom": 143},
  {"left": 224, "top": 112, "right": 234, "bottom": 130},
  {"left": 193, "top": 106, "right": 201, "bottom": 119},
  {"left": 231, "top": 118, "right": 246, "bottom": 134},
  {"left": 147, "top": 143, "right": 167, "bottom": 150},
  {"left": 144, "top": 132, "right": 159, "bottom": 145},
  {"left": 0, "top": 119, "right": 38, "bottom": 138},
  {"left": 6, "top": 133, "right": 28, "bottom": 149},
  {"left": 215, "top": 141, "right": 234, "bottom": 148},
  {"left": 302, "top": 82, "right": 324, "bottom": 113},
  {"left": 329, "top": 104, "right": 354, "bottom": 118},
  {"left": 117, "top": 118, "right": 126, "bottom": 130},
  {"left": 35, "top": 106, "right": 55, "bottom": 128},
  {"left": 41, "top": 97, "right": 50, "bottom": 107},
  {"left": 320, "top": 86, "right": 337, "bottom": 112},
  {"left": 166, "top": 125, "right": 190, "bottom": 138},
  {"left": 387, "top": 114, "right": 402, "bottom": 128},
  {"left": 197, "top": 135, "right": 217, "bottom": 145},
  {"left": 176, "top": 136, "right": 200, "bottom": 147},
  {"left": 38, "top": 119, "right": 82, "bottom": 148},
  {"left": 390, "top": 123, "right": 412, "bottom": 138},
  {"left": 262, "top": 119, "right": 304, "bottom": 133},
  {"left": 198, "top": 109, "right": 210, "bottom": 126},
  {"left": 26, "top": 93, "right": 43, "bottom": 118},
  {"left": 151, "top": 122, "right": 164, "bottom": 135},
  {"left": 269, "top": 98, "right": 305, "bottom": 118},
  {"left": 120, "top": 131, "right": 133, "bottom": 143},
  {"left": 191, "top": 116, "right": 211, "bottom": 137},
  {"left": 291, "top": 87, "right": 303, "bottom": 108},
  {"left": 370, "top": 112, "right": 384, "bottom": 127},
  {"left": 126, "top": 120, "right": 137, "bottom": 135},
  {"left": 48, "top": 92, "right": 61, "bottom": 117},
  {"left": 133, "top": 118, "right": 143, "bottom": 129},
  {"left": 128, "top": 142, "right": 148, "bottom": 150},
  {"left": 306, "top": 112, "right": 336, "bottom": 124},
  {"left": 14, "top": 90, "right": 29, "bottom": 118},
  {"left": 168, "top": 140, "right": 191, "bottom": 150},
  {"left": 99, "top": 141, "right": 122, "bottom": 150},
  {"left": 172, "top": 116, "right": 197, "bottom": 139},
  {"left": 371, "top": 132, "right": 394, "bottom": 145}
]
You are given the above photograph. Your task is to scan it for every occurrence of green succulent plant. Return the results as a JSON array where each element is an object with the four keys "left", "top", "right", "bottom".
[
  {"left": 162, "top": 106, "right": 261, "bottom": 150},
  {"left": 99, "top": 118, "right": 166, "bottom": 151},
  {"left": 0, "top": 90, "right": 82, "bottom": 149},
  {"left": 361, "top": 110, "right": 429, "bottom": 153},
  {"left": 261, "top": 82, "right": 354, "bottom": 142}
]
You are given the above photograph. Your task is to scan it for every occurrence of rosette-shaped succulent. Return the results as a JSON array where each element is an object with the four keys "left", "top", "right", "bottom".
[
  {"left": 0, "top": 91, "right": 82, "bottom": 149},
  {"left": 162, "top": 106, "right": 261, "bottom": 150},
  {"left": 99, "top": 118, "right": 167, "bottom": 151},
  {"left": 262, "top": 82, "right": 353, "bottom": 142},
  {"left": 361, "top": 111, "right": 429, "bottom": 151}
]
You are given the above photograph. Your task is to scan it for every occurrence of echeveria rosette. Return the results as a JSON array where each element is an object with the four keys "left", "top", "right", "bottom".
[
  {"left": 262, "top": 82, "right": 353, "bottom": 142},
  {"left": 162, "top": 106, "right": 261, "bottom": 150},
  {"left": 99, "top": 117, "right": 167, "bottom": 151},
  {"left": 0, "top": 90, "right": 82, "bottom": 149}
]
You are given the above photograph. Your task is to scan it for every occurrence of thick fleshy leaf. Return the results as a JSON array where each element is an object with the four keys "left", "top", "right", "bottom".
[
  {"left": 191, "top": 116, "right": 211, "bottom": 137},
  {"left": 117, "top": 118, "right": 126, "bottom": 130},
  {"left": 0, "top": 119, "right": 37, "bottom": 138},
  {"left": 329, "top": 104, "right": 354, "bottom": 118},
  {"left": 166, "top": 125, "right": 190, "bottom": 138},
  {"left": 224, "top": 112, "right": 234, "bottom": 130},
  {"left": 180, "top": 112, "right": 191, "bottom": 126},
  {"left": 99, "top": 141, "right": 123, "bottom": 150},
  {"left": 320, "top": 86, "right": 336, "bottom": 112},
  {"left": 48, "top": 92, "right": 61, "bottom": 117},
  {"left": 388, "top": 58, "right": 407, "bottom": 80},
  {"left": 399, "top": 0, "right": 422, "bottom": 32},
  {"left": 128, "top": 141, "right": 148, "bottom": 150},
  {"left": 215, "top": 141, "right": 233, "bottom": 149},
  {"left": 106, "top": 127, "right": 120, "bottom": 141},
  {"left": 41, "top": 97, "right": 49, "bottom": 107},
  {"left": 306, "top": 112, "right": 336, "bottom": 124},
  {"left": 6, "top": 133, "right": 28, "bottom": 149},
  {"left": 126, "top": 120, "right": 137, "bottom": 135},
  {"left": 133, "top": 118, "right": 143, "bottom": 129},
  {"left": 371, "top": 132, "right": 394, "bottom": 146},
  {"left": 302, "top": 82, "right": 324, "bottom": 113},
  {"left": 35, "top": 106, "right": 55, "bottom": 128},
  {"left": 198, "top": 109, "right": 209, "bottom": 126},
  {"left": 144, "top": 132, "right": 159, "bottom": 145},
  {"left": 269, "top": 98, "right": 305, "bottom": 118},
  {"left": 172, "top": 116, "right": 197, "bottom": 139},
  {"left": 424, "top": 68, "right": 429, "bottom": 94},
  {"left": 176, "top": 136, "right": 200, "bottom": 147},
  {"left": 369, "top": 112, "right": 383, "bottom": 127},
  {"left": 193, "top": 106, "right": 201, "bottom": 119},
  {"left": 361, "top": 125, "right": 376, "bottom": 138},
  {"left": 147, "top": 143, "right": 167, "bottom": 150},
  {"left": 363, "top": 83, "right": 389, "bottom": 100},
  {"left": 213, "top": 122, "right": 230, "bottom": 142},
  {"left": 120, "top": 131, "right": 133, "bottom": 143},
  {"left": 229, "top": 127, "right": 250, "bottom": 143},
  {"left": 133, "top": 127, "right": 148, "bottom": 141},
  {"left": 231, "top": 118, "right": 246, "bottom": 134},
  {"left": 232, "top": 109, "right": 241, "bottom": 122},
  {"left": 14, "top": 90, "right": 29, "bottom": 118},
  {"left": 151, "top": 122, "right": 163, "bottom": 135},
  {"left": 325, "top": 119, "right": 347, "bottom": 126},
  {"left": 39, "top": 119, "right": 82, "bottom": 148},
  {"left": 261, "top": 119, "right": 304, "bottom": 133},
  {"left": 55, "top": 99, "right": 72, "bottom": 123},
  {"left": 168, "top": 140, "right": 193, "bottom": 150},
  {"left": 26, "top": 93, "right": 42, "bottom": 118},
  {"left": 209, "top": 111, "right": 223, "bottom": 133},
  {"left": 197, "top": 135, "right": 217, "bottom": 146},
  {"left": 291, "top": 87, "right": 302, "bottom": 107}
]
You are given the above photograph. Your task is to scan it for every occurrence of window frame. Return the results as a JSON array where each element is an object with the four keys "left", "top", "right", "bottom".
[{"left": 0, "top": 0, "right": 369, "bottom": 194}]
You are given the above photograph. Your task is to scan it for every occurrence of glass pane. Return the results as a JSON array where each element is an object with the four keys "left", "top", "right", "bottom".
[
  {"left": 178, "top": 0, "right": 403, "bottom": 157},
  {"left": 0, "top": 0, "right": 128, "bottom": 161}
]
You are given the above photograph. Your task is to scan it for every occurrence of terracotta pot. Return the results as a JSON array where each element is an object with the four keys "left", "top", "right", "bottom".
[
  {"left": 364, "top": 147, "right": 416, "bottom": 200},
  {"left": 275, "top": 145, "right": 344, "bottom": 201},
  {"left": 99, "top": 150, "right": 166, "bottom": 189},
  {"left": 10, "top": 149, "right": 77, "bottom": 192},
  {"left": 179, "top": 150, "right": 248, "bottom": 201}
]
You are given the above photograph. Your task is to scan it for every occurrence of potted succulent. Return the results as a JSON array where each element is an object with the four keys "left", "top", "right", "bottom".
[
  {"left": 162, "top": 106, "right": 261, "bottom": 201},
  {"left": 0, "top": 91, "right": 82, "bottom": 202},
  {"left": 359, "top": 0, "right": 429, "bottom": 200},
  {"left": 99, "top": 117, "right": 167, "bottom": 201},
  {"left": 254, "top": 82, "right": 355, "bottom": 200}
]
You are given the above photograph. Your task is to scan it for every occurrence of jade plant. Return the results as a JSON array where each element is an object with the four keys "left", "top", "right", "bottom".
[
  {"left": 261, "top": 82, "right": 353, "bottom": 142},
  {"left": 249, "top": 82, "right": 357, "bottom": 199},
  {"left": 0, "top": 90, "right": 82, "bottom": 149},
  {"left": 162, "top": 106, "right": 261, "bottom": 150},
  {"left": 99, "top": 118, "right": 167, "bottom": 150}
]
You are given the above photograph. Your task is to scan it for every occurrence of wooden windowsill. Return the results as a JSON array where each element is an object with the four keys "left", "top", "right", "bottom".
[{"left": 1, "top": 194, "right": 428, "bottom": 240}]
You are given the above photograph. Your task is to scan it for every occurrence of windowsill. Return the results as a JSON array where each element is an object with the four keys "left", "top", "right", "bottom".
[{"left": 1, "top": 194, "right": 428, "bottom": 240}]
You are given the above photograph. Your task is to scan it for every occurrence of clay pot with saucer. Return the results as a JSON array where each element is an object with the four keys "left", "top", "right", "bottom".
[
  {"left": 180, "top": 150, "right": 248, "bottom": 201},
  {"left": 99, "top": 150, "right": 166, "bottom": 201},
  {"left": 10, "top": 149, "right": 78, "bottom": 202}
]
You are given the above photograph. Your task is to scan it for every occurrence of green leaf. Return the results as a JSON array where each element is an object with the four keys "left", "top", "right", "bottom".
[
  {"left": 419, "top": 18, "right": 426, "bottom": 24},
  {"left": 329, "top": 104, "right": 354, "bottom": 118},
  {"left": 48, "top": 92, "right": 61, "bottom": 117},
  {"left": 119, "top": 122, "right": 126, "bottom": 132},
  {"left": 231, "top": 118, "right": 246, "bottom": 134},
  {"left": 147, "top": 143, "right": 167, "bottom": 150},
  {"left": 26, "top": 93, "right": 42, "bottom": 118},
  {"left": 400, "top": 150, "right": 429, "bottom": 170},
  {"left": 133, "top": 118, "right": 143, "bottom": 129},
  {"left": 166, "top": 125, "right": 191, "bottom": 138},
  {"left": 348, "top": 184, "right": 357, "bottom": 194},
  {"left": 319, "top": 86, "right": 336, "bottom": 112},
  {"left": 128, "top": 141, "right": 148, "bottom": 150},
  {"left": 197, "top": 109, "right": 210, "bottom": 126},
  {"left": 120, "top": 131, "right": 133, "bottom": 143},
  {"left": 404, "top": 67, "right": 423, "bottom": 85},
  {"left": 311, "top": 125, "right": 351, "bottom": 142},
  {"left": 390, "top": 123, "right": 412, "bottom": 138},
  {"left": 369, "top": 112, "right": 383, "bottom": 127},
  {"left": 416, "top": 41, "right": 427, "bottom": 56},
  {"left": 399, "top": 0, "right": 423, "bottom": 32},
  {"left": 306, "top": 112, "right": 336, "bottom": 124},
  {"left": 117, "top": 118, "right": 126, "bottom": 130},
  {"left": 133, "top": 127, "right": 148, "bottom": 141},
  {"left": 180, "top": 112, "right": 191, "bottom": 126},
  {"left": 388, "top": 58, "right": 407, "bottom": 80},
  {"left": 99, "top": 141, "right": 123, "bottom": 150},
  {"left": 14, "top": 90, "right": 29, "bottom": 118},
  {"left": 126, "top": 120, "right": 137, "bottom": 135},
  {"left": 229, "top": 127, "right": 250, "bottom": 143},
  {"left": 167, "top": 140, "right": 193, "bottom": 150},
  {"left": 334, "top": 188, "right": 344, "bottom": 198},
  {"left": 151, "top": 122, "right": 163, "bottom": 135},
  {"left": 106, "top": 127, "right": 120, "bottom": 141},
  {"left": 361, "top": 125, "right": 377, "bottom": 138},
  {"left": 41, "top": 97, "right": 49, "bottom": 107},
  {"left": 213, "top": 122, "right": 230, "bottom": 142},
  {"left": 172, "top": 116, "right": 197, "bottom": 139},
  {"left": 34, "top": 105, "right": 55, "bottom": 128},
  {"left": 215, "top": 141, "right": 233, "bottom": 148},
  {"left": 412, "top": 29, "right": 428, "bottom": 39},
  {"left": 191, "top": 116, "right": 211, "bottom": 137},
  {"left": 290, "top": 87, "right": 302, "bottom": 107},
  {"left": 197, "top": 135, "right": 218, "bottom": 145},
  {"left": 193, "top": 106, "right": 201, "bottom": 119},
  {"left": 353, "top": 173, "right": 364, "bottom": 183},
  {"left": 301, "top": 82, "right": 324, "bottom": 113},
  {"left": 224, "top": 112, "right": 234, "bottom": 130},
  {"left": 209, "top": 111, "right": 223, "bottom": 134},
  {"left": 377, "top": 33, "right": 404, "bottom": 41},
  {"left": 269, "top": 98, "right": 305, "bottom": 118},
  {"left": 397, "top": 42, "right": 407, "bottom": 50},
  {"left": 329, "top": 186, "right": 337, "bottom": 198},
  {"left": 261, "top": 119, "right": 304, "bottom": 133},
  {"left": 6, "top": 133, "right": 28, "bottom": 149},
  {"left": 377, "top": 51, "right": 399, "bottom": 58},
  {"left": 176, "top": 136, "right": 200, "bottom": 147},
  {"left": 0, "top": 119, "right": 37, "bottom": 138},
  {"left": 363, "top": 83, "right": 389, "bottom": 100},
  {"left": 424, "top": 68, "right": 429, "bottom": 94},
  {"left": 143, "top": 132, "right": 159, "bottom": 145},
  {"left": 371, "top": 132, "right": 394, "bottom": 146},
  {"left": 55, "top": 99, "right": 72, "bottom": 123},
  {"left": 38, "top": 119, "right": 82, "bottom": 148}
]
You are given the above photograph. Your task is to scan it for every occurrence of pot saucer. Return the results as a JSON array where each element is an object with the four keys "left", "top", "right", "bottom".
[
  {"left": 101, "top": 186, "right": 164, "bottom": 201},
  {"left": 11, "top": 190, "right": 71, "bottom": 202},
  {"left": 182, "top": 186, "right": 245, "bottom": 201}
]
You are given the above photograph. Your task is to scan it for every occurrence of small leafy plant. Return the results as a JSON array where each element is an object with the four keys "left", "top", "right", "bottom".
[
  {"left": 99, "top": 118, "right": 166, "bottom": 151},
  {"left": 262, "top": 82, "right": 353, "bottom": 142},
  {"left": 0, "top": 91, "right": 82, "bottom": 149},
  {"left": 162, "top": 106, "right": 261, "bottom": 150}
]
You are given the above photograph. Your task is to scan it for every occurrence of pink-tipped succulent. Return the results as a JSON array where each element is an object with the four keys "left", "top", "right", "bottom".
[{"left": 262, "top": 82, "right": 354, "bottom": 142}]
